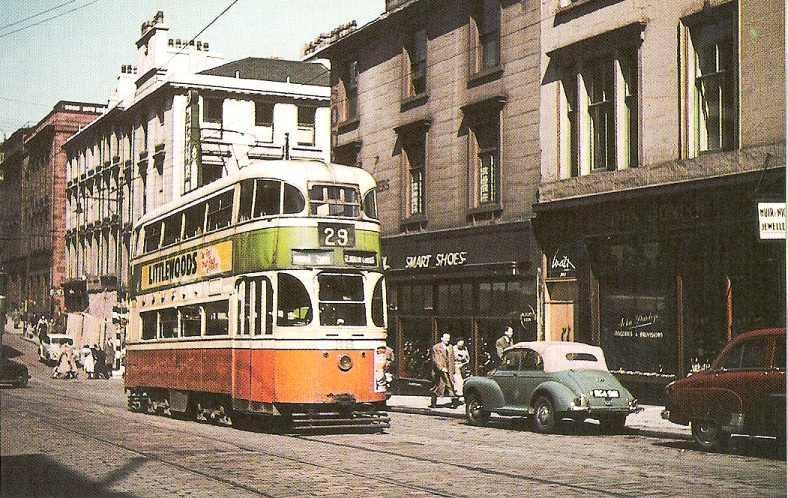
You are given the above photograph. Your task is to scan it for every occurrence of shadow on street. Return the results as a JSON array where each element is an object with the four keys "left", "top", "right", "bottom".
[
  {"left": 1, "top": 453, "right": 144, "bottom": 497},
  {"left": 654, "top": 437, "right": 786, "bottom": 461}
]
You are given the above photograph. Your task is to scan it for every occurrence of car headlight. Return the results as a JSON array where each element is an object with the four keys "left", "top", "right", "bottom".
[
  {"left": 572, "top": 393, "right": 589, "bottom": 408},
  {"left": 629, "top": 398, "right": 639, "bottom": 408},
  {"left": 338, "top": 354, "right": 353, "bottom": 371}
]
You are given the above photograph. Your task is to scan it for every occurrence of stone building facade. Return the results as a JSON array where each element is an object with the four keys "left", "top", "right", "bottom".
[
  {"left": 62, "top": 11, "right": 331, "bottom": 371},
  {"left": 0, "top": 102, "right": 104, "bottom": 319},
  {"left": 0, "top": 129, "right": 30, "bottom": 311},
  {"left": 535, "top": 0, "right": 785, "bottom": 398},
  {"left": 307, "top": 0, "right": 543, "bottom": 386}
]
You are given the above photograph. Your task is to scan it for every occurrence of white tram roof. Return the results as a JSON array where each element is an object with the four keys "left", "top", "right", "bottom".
[{"left": 135, "top": 159, "right": 377, "bottom": 229}]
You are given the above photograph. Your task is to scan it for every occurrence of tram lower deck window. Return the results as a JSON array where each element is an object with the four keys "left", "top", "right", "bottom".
[
  {"left": 318, "top": 273, "right": 366, "bottom": 326},
  {"left": 205, "top": 301, "right": 229, "bottom": 336},
  {"left": 277, "top": 273, "right": 312, "bottom": 326},
  {"left": 141, "top": 311, "right": 157, "bottom": 340}
]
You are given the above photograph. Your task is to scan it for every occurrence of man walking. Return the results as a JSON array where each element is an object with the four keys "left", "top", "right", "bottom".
[
  {"left": 104, "top": 339, "right": 115, "bottom": 379},
  {"left": 430, "top": 333, "right": 460, "bottom": 408},
  {"left": 495, "top": 326, "right": 514, "bottom": 363}
]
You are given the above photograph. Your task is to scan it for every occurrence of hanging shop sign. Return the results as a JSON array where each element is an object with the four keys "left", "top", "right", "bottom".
[
  {"left": 548, "top": 246, "right": 577, "bottom": 279},
  {"left": 757, "top": 202, "right": 786, "bottom": 240}
]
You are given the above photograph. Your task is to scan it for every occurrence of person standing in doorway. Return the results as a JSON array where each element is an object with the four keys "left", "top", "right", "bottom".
[
  {"left": 429, "top": 333, "right": 459, "bottom": 408},
  {"left": 495, "top": 326, "right": 514, "bottom": 363}
]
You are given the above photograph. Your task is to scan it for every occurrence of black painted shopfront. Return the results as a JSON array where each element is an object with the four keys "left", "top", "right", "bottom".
[
  {"left": 383, "top": 222, "right": 540, "bottom": 393},
  {"left": 534, "top": 172, "right": 786, "bottom": 401}
]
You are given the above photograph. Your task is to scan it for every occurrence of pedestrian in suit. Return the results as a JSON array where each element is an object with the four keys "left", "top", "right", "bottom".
[
  {"left": 429, "top": 333, "right": 460, "bottom": 408},
  {"left": 495, "top": 326, "right": 514, "bottom": 363}
]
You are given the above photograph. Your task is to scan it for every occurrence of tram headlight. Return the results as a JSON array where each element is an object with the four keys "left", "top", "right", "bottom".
[{"left": 338, "top": 354, "right": 353, "bottom": 371}]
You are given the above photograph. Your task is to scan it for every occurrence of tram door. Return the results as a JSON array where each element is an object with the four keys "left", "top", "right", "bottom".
[{"left": 233, "top": 277, "right": 272, "bottom": 403}]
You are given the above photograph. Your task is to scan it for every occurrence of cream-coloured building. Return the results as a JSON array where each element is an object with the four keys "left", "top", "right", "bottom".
[{"left": 62, "top": 11, "right": 331, "bottom": 371}]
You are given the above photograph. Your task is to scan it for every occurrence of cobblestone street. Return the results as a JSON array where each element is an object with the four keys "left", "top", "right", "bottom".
[{"left": 1, "top": 333, "right": 785, "bottom": 497}]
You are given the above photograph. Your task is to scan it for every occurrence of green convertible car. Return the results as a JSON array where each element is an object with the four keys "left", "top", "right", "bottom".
[{"left": 463, "top": 341, "right": 641, "bottom": 433}]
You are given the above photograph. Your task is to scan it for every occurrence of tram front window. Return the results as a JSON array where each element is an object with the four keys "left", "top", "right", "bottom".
[
  {"left": 277, "top": 273, "right": 313, "bottom": 326},
  {"left": 318, "top": 273, "right": 366, "bottom": 326}
]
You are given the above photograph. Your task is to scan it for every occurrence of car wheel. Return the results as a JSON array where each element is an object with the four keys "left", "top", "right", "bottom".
[
  {"left": 599, "top": 415, "right": 627, "bottom": 434},
  {"left": 691, "top": 418, "right": 730, "bottom": 451},
  {"left": 465, "top": 392, "right": 489, "bottom": 426},
  {"left": 532, "top": 395, "right": 557, "bottom": 434}
]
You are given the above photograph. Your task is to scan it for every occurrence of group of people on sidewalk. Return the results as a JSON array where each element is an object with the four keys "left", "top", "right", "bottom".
[
  {"left": 429, "top": 326, "right": 514, "bottom": 408},
  {"left": 52, "top": 341, "right": 115, "bottom": 380}
]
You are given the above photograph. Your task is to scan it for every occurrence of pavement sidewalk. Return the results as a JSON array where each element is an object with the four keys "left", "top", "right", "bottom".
[{"left": 387, "top": 394, "right": 692, "bottom": 440}]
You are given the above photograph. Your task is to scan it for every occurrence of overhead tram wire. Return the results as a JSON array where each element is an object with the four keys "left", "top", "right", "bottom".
[
  {"left": 160, "top": 0, "right": 239, "bottom": 72},
  {"left": 0, "top": 0, "right": 76, "bottom": 31},
  {"left": 0, "top": 0, "right": 103, "bottom": 39}
]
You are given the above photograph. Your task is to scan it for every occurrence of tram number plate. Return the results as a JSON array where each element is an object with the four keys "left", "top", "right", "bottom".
[{"left": 318, "top": 223, "right": 355, "bottom": 247}]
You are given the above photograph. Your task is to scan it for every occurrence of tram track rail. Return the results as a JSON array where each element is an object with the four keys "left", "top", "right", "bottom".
[{"left": 3, "top": 383, "right": 632, "bottom": 497}]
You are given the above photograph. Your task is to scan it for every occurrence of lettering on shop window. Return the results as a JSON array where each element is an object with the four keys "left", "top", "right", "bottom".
[
  {"left": 404, "top": 251, "right": 468, "bottom": 270},
  {"left": 613, "top": 313, "right": 663, "bottom": 339}
]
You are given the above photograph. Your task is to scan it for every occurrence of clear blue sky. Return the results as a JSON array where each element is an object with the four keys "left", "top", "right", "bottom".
[{"left": 0, "top": 0, "right": 383, "bottom": 136}]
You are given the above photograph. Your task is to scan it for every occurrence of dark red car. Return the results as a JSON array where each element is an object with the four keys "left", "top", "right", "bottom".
[{"left": 662, "top": 328, "right": 786, "bottom": 450}]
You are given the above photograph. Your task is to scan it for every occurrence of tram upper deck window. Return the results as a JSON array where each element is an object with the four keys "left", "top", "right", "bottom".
[
  {"left": 141, "top": 311, "right": 157, "bottom": 340},
  {"left": 205, "top": 301, "right": 229, "bottom": 336},
  {"left": 255, "top": 180, "right": 282, "bottom": 217},
  {"left": 363, "top": 189, "right": 378, "bottom": 220},
  {"left": 283, "top": 183, "right": 305, "bottom": 214},
  {"left": 143, "top": 223, "right": 162, "bottom": 253},
  {"left": 318, "top": 273, "right": 366, "bottom": 326},
  {"left": 277, "top": 273, "right": 312, "bottom": 326},
  {"left": 183, "top": 203, "right": 206, "bottom": 239},
  {"left": 206, "top": 191, "right": 233, "bottom": 232},
  {"left": 309, "top": 185, "right": 360, "bottom": 218},
  {"left": 162, "top": 213, "right": 182, "bottom": 247}
]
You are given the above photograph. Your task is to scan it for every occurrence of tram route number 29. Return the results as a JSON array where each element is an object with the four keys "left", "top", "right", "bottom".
[{"left": 318, "top": 222, "right": 355, "bottom": 247}]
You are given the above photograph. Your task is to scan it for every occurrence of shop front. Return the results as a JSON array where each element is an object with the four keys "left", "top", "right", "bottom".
[
  {"left": 383, "top": 222, "right": 540, "bottom": 393},
  {"left": 535, "top": 173, "right": 786, "bottom": 401}
]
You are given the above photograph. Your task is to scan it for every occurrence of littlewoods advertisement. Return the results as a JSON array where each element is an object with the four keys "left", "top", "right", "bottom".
[{"left": 140, "top": 240, "right": 233, "bottom": 291}]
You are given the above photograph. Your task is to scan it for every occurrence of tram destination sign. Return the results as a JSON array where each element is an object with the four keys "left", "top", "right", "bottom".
[{"left": 140, "top": 240, "right": 233, "bottom": 292}]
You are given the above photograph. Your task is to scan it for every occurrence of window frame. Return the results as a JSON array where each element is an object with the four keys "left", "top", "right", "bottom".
[
  {"left": 203, "top": 97, "right": 224, "bottom": 125},
  {"left": 403, "top": 29, "right": 428, "bottom": 100},
  {"left": 470, "top": 0, "right": 501, "bottom": 77}
]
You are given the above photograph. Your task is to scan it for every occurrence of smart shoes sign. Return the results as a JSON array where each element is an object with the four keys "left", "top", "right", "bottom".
[{"left": 404, "top": 251, "right": 468, "bottom": 269}]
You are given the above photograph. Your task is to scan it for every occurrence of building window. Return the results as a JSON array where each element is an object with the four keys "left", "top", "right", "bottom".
[
  {"left": 472, "top": 117, "right": 500, "bottom": 206},
  {"left": 203, "top": 97, "right": 223, "bottom": 124},
  {"left": 471, "top": 0, "right": 500, "bottom": 75},
  {"left": 404, "top": 29, "right": 427, "bottom": 98},
  {"left": 254, "top": 101, "right": 274, "bottom": 142},
  {"left": 297, "top": 106, "right": 316, "bottom": 146},
  {"left": 405, "top": 138, "right": 425, "bottom": 218},
  {"left": 686, "top": 13, "right": 736, "bottom": 155},
  {"left": 344, "top": 60, "right": 359, "bottom": 122},
  {"left": 558, "top": 47, "right": 639, "bottom": 178},
  {"left": 587, "top": 59, "right": 615, "bottom": 172}
]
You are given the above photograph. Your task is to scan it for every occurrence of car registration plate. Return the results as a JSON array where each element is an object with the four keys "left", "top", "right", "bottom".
[{"left": 592, "top": 389, "right": 620, "bottom": 398}]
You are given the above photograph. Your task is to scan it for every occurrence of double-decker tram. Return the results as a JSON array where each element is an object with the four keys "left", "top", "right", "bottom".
[{"left": 125, "top": 160, "right": 389, "bottom": 431}]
